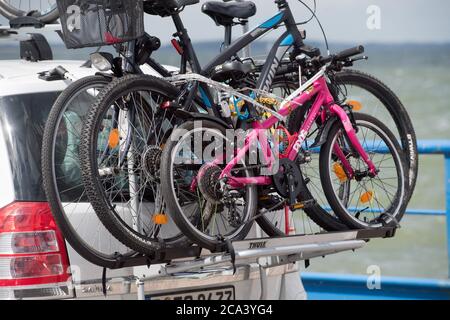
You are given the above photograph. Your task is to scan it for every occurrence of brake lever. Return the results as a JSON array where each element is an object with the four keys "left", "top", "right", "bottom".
[
  {"left": 340, "top": 55, "right": 368, "bottom": 68},
  {"left": 349, "top": 55, "right": 368, "bottom": 62}
]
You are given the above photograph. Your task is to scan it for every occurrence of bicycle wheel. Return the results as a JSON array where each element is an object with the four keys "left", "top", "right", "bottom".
[
  {"left": 160, "top": 120, "right": 258, "bottom": 251},
  {"left": 42, "top": 75, "right": 136, "bottom": 268},
  {"left": 320, "top": 113, "right": 407, "bottom": 229},
  {"left": 0, "top": 0, "right": 58, "bottom": 23},
  {"left": 79, "top": 75, "right": 190, "bottom": 256},
  {"left": 331, "top": 70, "right": 417, "bottom": 200}
]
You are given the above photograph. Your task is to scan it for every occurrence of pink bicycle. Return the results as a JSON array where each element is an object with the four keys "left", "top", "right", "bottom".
[{"left": 160, "top": 47, "right": 407, "bottom": 251}]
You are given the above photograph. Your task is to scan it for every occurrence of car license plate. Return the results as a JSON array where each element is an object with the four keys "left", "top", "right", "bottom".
[{"left": 146, "top": 286, "right": 235, "bottom": 300}]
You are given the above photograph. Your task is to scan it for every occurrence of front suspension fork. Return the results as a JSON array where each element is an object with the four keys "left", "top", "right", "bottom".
[{"left": 329, "top": 104, "right": 377, "bottom": 177}]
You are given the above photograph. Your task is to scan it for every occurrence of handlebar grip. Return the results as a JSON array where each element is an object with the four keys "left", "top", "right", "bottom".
[{"left": 335, "top": 45, "right": 365, "bottom": 61}]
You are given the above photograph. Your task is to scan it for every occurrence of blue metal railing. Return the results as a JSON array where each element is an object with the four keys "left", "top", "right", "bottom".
[
  {"left": 413, "top": 140, "right": 450, "bottom": 277},
  {"left": 302, "top": 273, "right": 450, "bottom": 300},
  {"left": 303, "top": 140, "right": 450, "bottom": 300}
]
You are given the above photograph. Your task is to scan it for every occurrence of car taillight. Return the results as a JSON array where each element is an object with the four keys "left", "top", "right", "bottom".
[{"left": 0, "top": 202, "right": 73, "bottom": 299}]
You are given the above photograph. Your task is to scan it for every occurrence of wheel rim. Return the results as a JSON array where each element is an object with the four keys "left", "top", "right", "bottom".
[
  {"left": 167, "top": 124, "right": 256, "bottom": 243},
  {"left": 1, "top": 0, "right": 57, "bottom": 17},
  {"left": 90, "top": 87, "right": 185, "bottom": 245},
  {"left": 326, "top": 118, "right": 405, "bottom": 227}
]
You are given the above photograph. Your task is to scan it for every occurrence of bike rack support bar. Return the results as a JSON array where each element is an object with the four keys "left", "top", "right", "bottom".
[
  {"left": 136, "top": 278, "right": 145, "bottom": 300},
  {"left": 259, "top": 265, "right": 268, "bottom": 300},
  {"left": 163, "top": 240, "right": 365, "bottom": 275},
  {"left": 112, "top": 246, "right": 203, "bottom": 269},
  {"left": 107, "top": 228, "right": 394, "bottom": 270},
  {"left": 235, "top": 240, "right": 365, "bottom": 260},
  {"left": 257, "top": 241, "right": 367, "bottom": 268}
]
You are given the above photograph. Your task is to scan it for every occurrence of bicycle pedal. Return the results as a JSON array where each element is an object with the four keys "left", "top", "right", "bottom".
[{"left": 291, "top": 203, "right": 305, "bottom": 210}]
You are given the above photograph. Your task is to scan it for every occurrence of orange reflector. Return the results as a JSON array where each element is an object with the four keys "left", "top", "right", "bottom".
[
  {"left": 333, "top": 163, "right": 348, "bottom": 183},
  {"left": 347, "top": 100, "right": 363, "bottom": 111},
  {"left": 108, "top": 128, "right": 120, "bottom": 149},
  {"left": 153, "top": 214, "right": 168, "bottom": 225},
  {"left": 360, "top": 191, "right": 374, "bottom": 204}
]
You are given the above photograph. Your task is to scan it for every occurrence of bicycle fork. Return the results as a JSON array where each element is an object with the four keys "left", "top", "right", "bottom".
[{"left": 328, "top": 104, "right": 378, "bottom": 178}]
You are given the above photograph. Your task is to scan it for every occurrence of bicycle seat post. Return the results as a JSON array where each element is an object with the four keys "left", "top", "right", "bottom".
[
  {"left": 235, "top": 0, "right": 251, "bottom": 57},
  {"left": 224, "top": 24, "right": 232, "bottom": 48}
]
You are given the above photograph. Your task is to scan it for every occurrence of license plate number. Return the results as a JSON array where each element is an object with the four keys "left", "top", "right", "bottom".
[{"left": 146, "top": 286, "right": 235, "bottom": 300}]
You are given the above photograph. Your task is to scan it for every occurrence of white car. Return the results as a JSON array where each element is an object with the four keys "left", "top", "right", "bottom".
[{"left": 0, "top": 56, "right": 307, "bottom": 300}]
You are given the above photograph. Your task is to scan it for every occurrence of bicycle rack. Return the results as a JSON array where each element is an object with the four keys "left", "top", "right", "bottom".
[
  {"left": 103, "top": 227, "right": 396, "bottom": 272},
  {"left": 120, "top": 227, "right": 396, "bottom": 300},
  {"left": 163, "top": 228, "right": 395, "bottom": 274}
]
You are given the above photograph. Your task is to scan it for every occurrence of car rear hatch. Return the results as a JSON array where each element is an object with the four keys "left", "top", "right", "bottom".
[{"left": 0, "top": 90, "right": 137, "bottom": 299}]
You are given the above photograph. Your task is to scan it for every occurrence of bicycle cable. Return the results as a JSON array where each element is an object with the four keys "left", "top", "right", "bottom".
[
  {"left": 296, "top": 0, "right": 330, "bottom": 55},
  {"left": 295, "top": 0, "right": 316, "bottom": 25}
]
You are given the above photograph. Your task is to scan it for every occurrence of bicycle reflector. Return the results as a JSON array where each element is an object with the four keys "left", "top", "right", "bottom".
[
  {"left": 108, "top": 128, "right": 120, "bottom": 149},
  {"left": 0, "top": 202, "right": 73, "bottom": 299},
  {"left": 152, "top": 214, "right": 168, "bottom": 225},
  {"left": 360, "top": 191, "right": 374, "bottom": 204},
  {"left": 346, "top": 100, "right": 363, "bottom": 111},
  {"left": 333, "top": 163, "right": 348, "bottom": 183}
]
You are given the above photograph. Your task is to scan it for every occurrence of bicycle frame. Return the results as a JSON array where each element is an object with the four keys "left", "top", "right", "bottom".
[
  {"left": 170, "top": 0, "right": 305, "bottom": 117},
  {"left": 218, "top": 67, "right": 378, "bottom": 189}
]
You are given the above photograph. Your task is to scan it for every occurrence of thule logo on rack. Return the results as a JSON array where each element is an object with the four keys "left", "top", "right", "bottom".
[{"left": 249, "top": 241, "right": 267, "bottom": 249}]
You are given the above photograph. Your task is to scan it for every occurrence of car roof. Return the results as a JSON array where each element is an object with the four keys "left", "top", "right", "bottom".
[
  {"left": 0, "top": 59, "right": 176, "bottom": 96},
  {"left": 0, "top": 60, "right": 96, "bottom": 96}
]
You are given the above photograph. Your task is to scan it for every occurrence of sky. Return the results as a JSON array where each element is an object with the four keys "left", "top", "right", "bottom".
[
  {"left": 143, "top": 0, "right": 450, "bottom": 44},
  {"left": 1, "top": 0, "right": 450, "bottom": 45}
]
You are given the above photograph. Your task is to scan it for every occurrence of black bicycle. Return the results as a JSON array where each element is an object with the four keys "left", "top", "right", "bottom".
[{"left": 42, "top": 0, "right": 299, "bottom": 265}]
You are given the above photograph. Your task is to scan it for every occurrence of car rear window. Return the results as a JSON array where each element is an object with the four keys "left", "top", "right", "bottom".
[{"left": 0, "top": 92, "right": 60, "bottom": 201}]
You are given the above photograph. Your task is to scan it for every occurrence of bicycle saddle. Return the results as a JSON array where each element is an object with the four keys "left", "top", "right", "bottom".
[
  {"left": 164, "top": 0, "right": 200, "bottom": 8},
  {"left": 144, "top": 0, "right": 199, "bottom": 16},
  {"left": 202, "top": 1, "right": 257, "bottom": 26}
]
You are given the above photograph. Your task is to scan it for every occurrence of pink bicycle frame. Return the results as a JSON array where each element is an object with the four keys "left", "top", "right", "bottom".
[{"left": 218, "top": 67, "right": 377, "bottom": 188}]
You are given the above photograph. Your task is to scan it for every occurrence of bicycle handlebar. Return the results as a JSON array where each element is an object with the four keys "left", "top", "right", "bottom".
[
  {"left": 335, "top": 45, "right": 365, "bottom": 60},
  {"left": 320, "top": 45, "right": 365, "bottom": 64}
]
